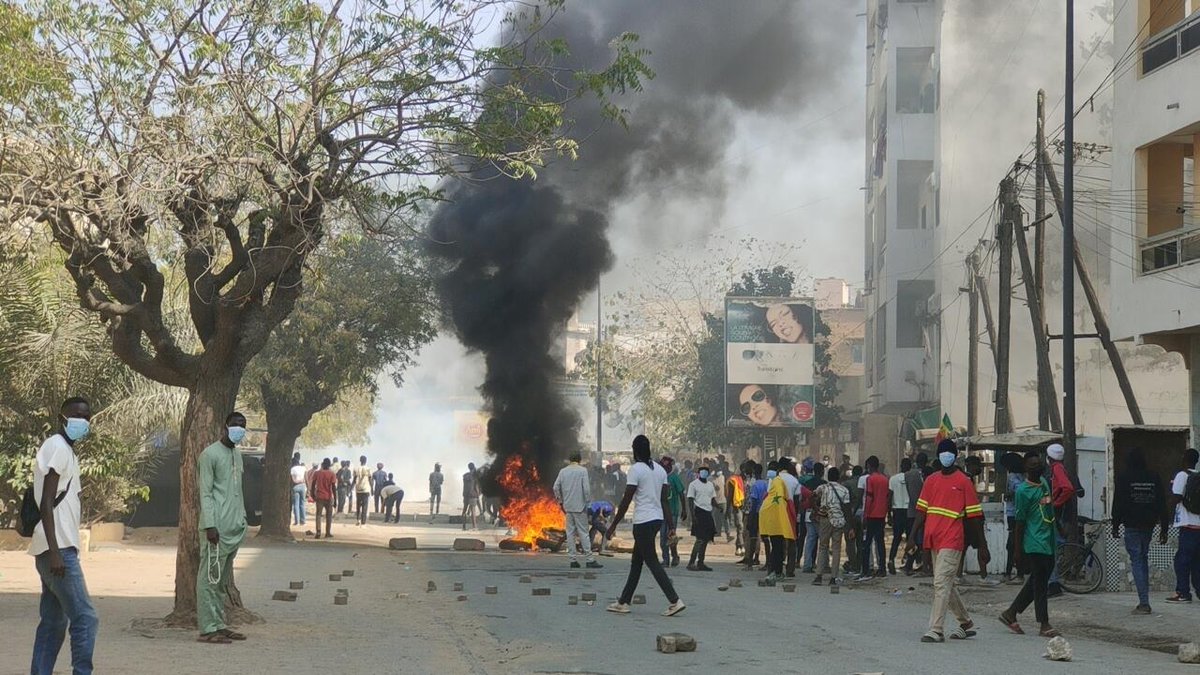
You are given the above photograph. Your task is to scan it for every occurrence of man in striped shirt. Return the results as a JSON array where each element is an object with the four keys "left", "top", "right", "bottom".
[{"left": 907, "top": 439, "right": 990, "bottom": 643}]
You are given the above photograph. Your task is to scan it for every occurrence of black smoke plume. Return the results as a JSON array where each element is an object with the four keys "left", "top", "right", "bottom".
[
  {"left": 428, "top": 181, "right": 612, "bottom": 481},
  {"left": 429, "top": 1, "right": 858, "bottom": 481}
]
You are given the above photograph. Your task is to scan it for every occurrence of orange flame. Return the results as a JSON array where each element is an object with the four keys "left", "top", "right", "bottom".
[{"left": 497, "top": 454, "right": 564, "bottom": 544}]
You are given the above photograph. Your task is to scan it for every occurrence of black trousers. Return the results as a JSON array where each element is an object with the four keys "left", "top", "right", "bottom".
[
  {"left": 384, "top": 491, "right": 404, "bottom": 522},
  {"left": 620, "top": 521, "right": 679, "bottom": 605},
  {"left": 786, "top": 526, "right": 799, "bottom": 575},
  {"left": 768, "top": 535, "right": 787, "bottom": 575},
  {"left": 1007, "top": 552, "right": 1053, "bottom": 624},
  {"left": 889, "top": 509, "right": 908, "bottom": 563},
  {"left": 355, "top": 492, "right": 370, "bottom": 524},
  {"left": 862, "top": 518, "right": 886, "bottom": 574}
]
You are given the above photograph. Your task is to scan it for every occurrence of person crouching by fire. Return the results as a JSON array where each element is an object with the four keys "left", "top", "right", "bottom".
[{"left": 606, "top": 435, "right": 686, "bottom": 617}]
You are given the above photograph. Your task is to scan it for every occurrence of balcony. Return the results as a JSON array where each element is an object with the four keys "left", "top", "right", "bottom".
[{"left": 1142, "top": 12, "right": 1200, "bottom": 75}]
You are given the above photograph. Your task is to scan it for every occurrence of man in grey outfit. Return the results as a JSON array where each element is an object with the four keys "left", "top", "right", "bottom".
[{"left": 554, "top": 452, "right": 603, "bottom": 569}]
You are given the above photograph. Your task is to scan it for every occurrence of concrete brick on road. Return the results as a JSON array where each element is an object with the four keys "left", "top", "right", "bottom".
[
  {"left": 388, "top": 537, "right": 417, "bottom": 550},
  {"left": 272, "top": 591, "right": 297, "bottom": 602},
  {"left": 453, "top": 538, "right": 485, "bottom": 551}
]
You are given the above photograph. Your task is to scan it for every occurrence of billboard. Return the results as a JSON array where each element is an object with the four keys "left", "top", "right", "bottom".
[{"left": 724, "top": 297, "right": 816, "bottom": 428}]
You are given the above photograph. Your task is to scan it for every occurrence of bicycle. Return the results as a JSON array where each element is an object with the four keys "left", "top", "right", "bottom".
[{"left": 1056, "top": 517, "right": 1106, "bottom": 594}]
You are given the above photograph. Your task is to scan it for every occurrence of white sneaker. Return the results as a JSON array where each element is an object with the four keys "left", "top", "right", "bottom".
[
  {"left": 662, "top": 600, "right": 686, "bottom": 617},
  {"left": 606, "top": 602, "right": 631, "bottom": 614}
]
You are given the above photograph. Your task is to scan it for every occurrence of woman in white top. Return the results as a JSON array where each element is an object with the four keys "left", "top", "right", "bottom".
[
  {"left": 606, "top": 436, "right": 686, "bottom": 617},
  {"left": 290, "top": 457, "right": 308, "bottom": 526}
]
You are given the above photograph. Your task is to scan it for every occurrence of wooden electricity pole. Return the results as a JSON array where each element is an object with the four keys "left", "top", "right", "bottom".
[
  {"left": 975, "top": 260, "right": 1015, "bottom": 432},
  {"left": 966, "top": 251, "right": 980, "bottom": 435},
  {"left": 994, "top": 180, "right": 1015, "bottom": 435},
  {"left": 1041, "top": 148, "right": 1145, "bottom": 425},
  {"left": 1035, "top": 89, "right": 1050, "bottom": 430}
]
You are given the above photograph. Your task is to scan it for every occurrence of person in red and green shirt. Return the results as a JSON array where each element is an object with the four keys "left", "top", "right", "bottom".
[
  {"left": 907, "top": 439, "right": 990, "bottom": 643},
  {"left": 659, "top": 456, "right": 685, "bottom": 567},
  {"left": 858, "top": 455, "right": 890, "bottom": 579},
  {"left": 999, "top": 451, "right": 1060, "bottom": 637}
]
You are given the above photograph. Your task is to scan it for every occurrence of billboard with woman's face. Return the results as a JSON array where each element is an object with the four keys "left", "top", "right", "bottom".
[{"left": 725, "top": 298, "right": 816, "bottom": 428}]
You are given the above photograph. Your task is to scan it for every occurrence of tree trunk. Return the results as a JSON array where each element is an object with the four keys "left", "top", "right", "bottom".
[
  {"left": 257, "top": 397, "right": 316, "bottom": 540},
  {"left": 164, "top": 364, "right": 242, "bottom": 627}
]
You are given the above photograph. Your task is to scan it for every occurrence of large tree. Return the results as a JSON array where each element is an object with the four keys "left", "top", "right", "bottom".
[
  {"left": 248, "top": 235, "right": 435, "bottom": 539},
  {"left": 0, "top": 0, "right": 647, "bottom": 623}
]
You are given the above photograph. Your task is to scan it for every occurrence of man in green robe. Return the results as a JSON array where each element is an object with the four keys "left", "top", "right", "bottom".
[{"left": 197, "top": 412, "right": 249, "bottom": 644}]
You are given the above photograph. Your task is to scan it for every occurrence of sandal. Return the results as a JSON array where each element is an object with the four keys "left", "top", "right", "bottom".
[
  {"left": 999, "top": 613, "right": 1024, "bottom": 635},
  {"left": 219, "top": 629, "right": 247, "bottom": 641},
  {"left": 948, "top": 626, "right": 976, "bottom": 640},
  {"left": 921, "top": 631, "right": 944, "bottom": 643},
  {"left": 1039, "top": 627, "right": 1062, "bottom": 638},
  {"left": 197, "top": 632, "right": 233, "bottom": 644}
]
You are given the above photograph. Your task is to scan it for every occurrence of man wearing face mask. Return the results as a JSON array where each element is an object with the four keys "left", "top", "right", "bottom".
[
  {"left": 29, "top": 397, "right": 99, "bottom": 675},
  {"left": 907, "top": 439, "right": 988, "bottom": 643},
  {"left": 685, "top": 465, "right": 718, "bottom": 571},
  {"left": 196, "top": 412, "right": 249, "bottom": 644}
]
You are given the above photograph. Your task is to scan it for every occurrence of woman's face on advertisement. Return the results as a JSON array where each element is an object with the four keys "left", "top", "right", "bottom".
[
  {"left": 766, "top": 304, "right": 806, "bottom": 343},
  {"left": 739, "top": 385, "right": 779, "bottom": 426}
]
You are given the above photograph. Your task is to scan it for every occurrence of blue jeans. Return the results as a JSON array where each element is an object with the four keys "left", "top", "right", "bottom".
[
  {"left": 802, "top": 520, "right": 819, "bottom": 571},
  {"left": 1123, "top": 527, "right": 1152, "bottom": 606},
  {"left": 1176, "top": 527, "right": 1200, "bottom": 599},
  {"left": 1049, "top": 531, "right": 1065, "bottom": 585},
  {"left": 32, "top": 547, "right": 98, "bottom": 675},
  {"left": 291, "top": 484, "right": 307, "bottom": 525}
]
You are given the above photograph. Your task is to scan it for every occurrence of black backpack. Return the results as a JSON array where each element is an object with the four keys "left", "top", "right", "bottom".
[
  {"left": 17, "top": 479, "right": 71, "bottom": 538},
  {"left": 1183, "top": 471, "right": 1200, "bottom": 516}
]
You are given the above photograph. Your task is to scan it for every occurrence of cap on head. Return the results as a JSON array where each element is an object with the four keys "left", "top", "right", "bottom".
[
  {"left": 1046, "top": 443, "right": 1065, "bottom": 461},
  {"left": 936, "top": 439, "right": 958, "bottom": 456}
]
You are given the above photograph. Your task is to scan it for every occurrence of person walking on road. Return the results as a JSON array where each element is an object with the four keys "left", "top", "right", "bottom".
[
  {"left": 888, "top": 458, "right": 911, "bottom": 575},
  {"left": 758, "top": 461, "right": 797, "bottom": 582},
  {"left": 29, "top": 397, "right": 99, "bottom": 674},
  {"left": 311, "top": 458, "right": 338, "bottom": 538},
  {"left": 1046, "top": 443, "right": 1081, "bottom": 597},
  {"left": 907, "top": 439, "right": 988, "bottom": 643},
  {"left": 858, "top": 456, "right": 889, "bottom": 580},
  {"left": 429, "top": 463, "right": 444, "bottom": 518},
  {"left": 812, "top": 466, "right": 850, "bottom": 586},
  {"left": 462, "top": 463, "right": 482, "bottom": 530},
  {"left": 685, "top": 465, "right": 718, "bottom": 571},
  {"left": 1167, "top": 448, "right": 1200, "bottom": 603},
  {"left": 554, "top": 452, "right": 603, "bottom": 570},
  {"left": 1112, "top": 447, "right": 1169, "bottom": 613},
  {"left": 606, "top": 435, "right": 685, "bottom": 617},
  {"left": 371, "top": 462, "right": 388, "bottom": 514},
  {"left": 197, "top": 412, "right": 250, "bottom": 645},
  {"left": 659, "top": 456, "right": 685, "bottom": 567},
  {"left": 999, "top": 451, "right": 1060, "bottom": 638},
  {"left": 289, "top": 456, "right": 308, "bottom": 527}
]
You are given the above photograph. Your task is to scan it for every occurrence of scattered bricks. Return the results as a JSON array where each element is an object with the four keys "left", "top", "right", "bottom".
[
  {"left": 337, "top": 589, "right": 349, "bottom": 596},
  {"left": 452, "top": 538, "right": 485, "bottom": 552},
  {"left": 532, "top": 587, "right": 551, "bottom": 596},
  {"left": 581, "top": 592, "right": 597, "bottom": 602},
  {"left": 426, "top": 581, "right": 437, "bottom": 593},
  {"left": 329, "top": 574, "right": 341, "bottom": 582},
  {"left": 519, "top": 575, "right": 533, "bottom": 583},
  {"left": 728, "top": 579, "right": 743, "bottom": 588},
  {"left": 334, "top": 595, "right": 348, "bottom": 606},
  {"left": 342, "top": 570, "right": 355, "bottom": 577},
  {"left": 289, "top": 581, "right": 304, "bottom": 590},
  {"left": 657, "top": 633, "right": 697, "bottom": 653},
  {"left": 272, "top": 591, "right": 298, "bottom": 602},
  {"left": 568, "top": 596, "right": 579, "bottom": 605},
  {"left": 452, "top": 582, "right": 464, "bottom": 592},
  {"left": 568, "top": 571, "right": 581, "bottom": 579},
  {"left": 485, "top": 586, "right": 498, "bottom": 595},
  {"left": 781, "top": 583, "right": 797, "bottom": 593},
  {"left": 756, "top": 579, "right": 769, "bottom": 587},
  {"left": 718, "top": 585, "right": 729, "bottom": 592},
  {"left": 583, "top": 572, "right": 598, "bottom": 580},
  {"left": 631, "top": 594, "right": 646, "bottom": 605},
  {"left": 830, "top": 584, "right": 840, "bottom": 595},
  {"left": 1179, "top": 643, "right": 1200, "bottom": 664},
  {"left": 388, "top": 537, "right": 417, "bottom": 550},
  {"left": 457, "top": 595, "right": 468, "bottom": 602}
]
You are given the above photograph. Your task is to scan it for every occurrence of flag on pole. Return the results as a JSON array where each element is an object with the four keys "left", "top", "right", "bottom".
[{"left": 934, "top": 413, "right": 954, "bottom": 444}]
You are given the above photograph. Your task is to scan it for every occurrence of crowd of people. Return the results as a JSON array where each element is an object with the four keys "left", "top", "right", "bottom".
[{"left": 18, "top": 395, "right": 1200, "bottom": 671}]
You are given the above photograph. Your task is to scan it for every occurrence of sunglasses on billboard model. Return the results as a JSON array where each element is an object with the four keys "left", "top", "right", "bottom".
[{"left": 739, "top": 388, "right": 767, "bottom": 415}]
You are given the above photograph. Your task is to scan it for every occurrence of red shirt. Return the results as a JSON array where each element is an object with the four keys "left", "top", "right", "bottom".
[
  {"left": 311, "top": 469, "right": 338, "bottom": 502},
  {"left": 915, "top": 470, "right": 983, "bottom": 551},
  {"left": 863, "top": 472, "right": 890, "bottom": 520},
  {"left": 1050, "top": 461, "right": 1074, "bottom": 508}
]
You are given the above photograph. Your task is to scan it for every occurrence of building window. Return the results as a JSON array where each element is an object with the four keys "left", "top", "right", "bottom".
[
  {"left": 897, "top": 161, "right": 934, "bottom": 230},
  {"left": 865, "top": 315, "right": 874, "bottom": 387},
  {"left": 896, "top": 47, "right": 936, "bottom": 114},
  {"left": 896, "top": 280, "right": 934, "bottom": 348},
  {"left": 875, "top": 302, "right": 888, "bottom": 379},
  {"left": 851, "top": 340, "right": 864, "bottom": 365}
]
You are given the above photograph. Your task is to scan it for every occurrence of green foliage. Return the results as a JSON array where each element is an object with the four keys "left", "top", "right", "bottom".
[{"left": 0, "top": 246, "right": 182, "bottom": 524}]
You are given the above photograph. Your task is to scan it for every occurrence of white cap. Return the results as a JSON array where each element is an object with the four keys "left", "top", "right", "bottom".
[{"left": 1047, "top": 444, "right": 1065, "bottom": 461}]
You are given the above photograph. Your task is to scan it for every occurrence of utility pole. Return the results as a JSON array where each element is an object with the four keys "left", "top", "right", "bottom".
[
  {"left": 995, "top": 180, "right": 1014, "bottom": 435},
  {"left": 1009, "top": 178, "right": 1063, "bottom": 432},
  {"left": 975, "top": 261, "right": 1016, "bottom": 432},
  {"left": 966, "top": 251, "right": 980, "bottom": 435},
  {"left": 1063, "top": 0, "right": 1077, "bottom": 474},
  {"left": 1035, "top": 89, "right": 1049, "bottom": 430},
  {"left": 1041, "top": 148, "right": 1145, "bottom": 426},
  {"left": 595, "top": 278, "right": 603, "bottom": 463}
]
